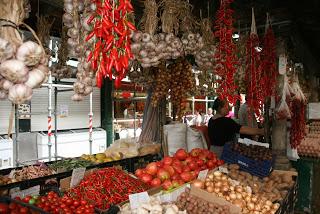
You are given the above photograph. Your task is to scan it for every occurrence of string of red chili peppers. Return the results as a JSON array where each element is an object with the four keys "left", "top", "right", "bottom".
[
  {"left": 260, "top": 25, "right": 277, "bottom": 98},
  {"left": 290, "top": 99, "right": 306, "bottom": 149},
  {"left": 67, "top": 168, "right": 149, "bottom": 210},
  {"left": 245, "top": 33, "right": 264, "bottom": 119},
  {"left": 86, "top": 0, "right": 136, "bottom": 89},
  {"left": 214, "top": 0, "right": 239, "bottom": 104}
]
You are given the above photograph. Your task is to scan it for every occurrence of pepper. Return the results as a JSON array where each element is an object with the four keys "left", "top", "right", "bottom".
[
  {"left": 96, "top": 72, "right": 103, "bottom": 88},
  {"left": 125, "top": 21, "right": 136, "bottom": 31},
  {"left": 85, "top": 31, "right": 95, "bottom": 42},
  {"left": 87, "top": 15, "right": 95, "bottom": 25}
]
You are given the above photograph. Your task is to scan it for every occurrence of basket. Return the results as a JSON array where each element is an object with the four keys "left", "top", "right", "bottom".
[{"left": 221, "top": 142, "right": 274, "bottom": 177}]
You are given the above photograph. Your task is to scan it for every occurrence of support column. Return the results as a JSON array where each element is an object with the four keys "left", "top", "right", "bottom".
[{"left": 101, "top": 79, "right": 114, "bottom": 147}]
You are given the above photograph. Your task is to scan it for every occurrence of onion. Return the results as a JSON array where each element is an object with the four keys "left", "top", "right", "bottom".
[
  {"left": 272, "top": 203, "right": 280, "bottom": 210},
  {"left": 0, "top": 59, "right": 29, "bottom": 83},
  {"left": 8, "top": 84, "right": 33, "bottom": 104},
  {"left": 0, "top": 37, "right": 15, "bottom": 63},
  {"left": 235, "top": 186, "right": 243, "bottom": 193},
  {"left": 16, "top": 41, "right": 43, "bottom": 67},
  {"left": 206, "top": 186, "right": 214, "bottom": 193},
  {"left": 215, "top": 181, "right": 222, "bottom": 188},
  {"left": 213, "top": 171, "right": 222, "bottom": 177},
  {"left": 230, "top": 193, "right": 237, "bottom": 200},
  {"left": 192, "top": 179, "right": 204, "bottom": 189},
  {"left": 247, "top": 202, "right": 255, "bottom": 211},
  {"left": 233, "top": 199, "right": 244, "bottom": 208},
  {"left": 214, "top": 187, "right": 220, "bottom": 193}
]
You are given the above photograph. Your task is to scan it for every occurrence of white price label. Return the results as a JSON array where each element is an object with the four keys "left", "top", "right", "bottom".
[
  {"left": 11, "top": 185, "right": 40, "bottom": 198},
  {"left": 218, "top": 166, "right": 229, "bottom": 174},
  {"left": 70, "top": 168, "right": 86, "bottom": 188},
  {"left": 197, "top": 169, "right": 209, "bottom": 180},
  {"left": 129, "top": 192, "right": 150, "bottom": 209}
]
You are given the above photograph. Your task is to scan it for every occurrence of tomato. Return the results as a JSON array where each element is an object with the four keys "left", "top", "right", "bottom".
[
  {"left": 28, "top": 198, "right": 36, "bottom": 205},
  {"left": 190, "top": 148, "right": 202, "bottom": 157},
  {"left": 156, "top": 168, "right": 170, "bottom": 181},
  {"left": 171, "top": 174, "right": 180, "bottom": 180},
  {"left": 8, "top": 202, "right": 16, "bottom": 210},
  {"left": 0, "top": 203, "right": 8, "bottom": 213},
  {"left": 73, "top": 201, "right": 80, "bottom": 207},
  {"left": 162, "top": 180, "right": 173, "bottom": 190},
  {"left": 85, "top": 209, "right": 92, "bottom": 213},
  {"left": 140, "top": 173, "right": 153, "bottom": 183},
  {"left": 198, "top": 153, "right": 208, "bottom": 162},
  {"left": 174, "top": 149, "right": 188, "bottom": 161},
  {"left": 66, "top": 199, "right": 73, "bottom": 205},
  {"left": 182, "top": 165, "right": 191, "bottom": 172},
  {"left": 184, "top": 157, "right": 194, "bottom": 165},
  {"left": 206, "top": 160, "right": 215, "bottom": 169},
  {"left": 188, "top": 162, "right": 198, "bottom": 170},
  {"left": 155, "top": 161, "right": 163, "bottom": 168},
  {"left": 196, "top": 159, "right": 205, "bottom": 167},
  {"left": 80, "top": 200, "right": 87, "bottom": 206},
  {"left": 60, "top": 203, "right": 66, "bottom": 209},
  {"left": 19, "top": 207, "right": 28, "bottom": 213},
  {"left": 134, "top": 169, "right": 143, "bottom": 178},
  {"left": 180, "top": 172, "right": 192, "bottom": 182},
  {"left": 163, "top": 156, "right": 173, "bottom": 165},
  {"left": 22, "top": 196, "right": 32, "bottom": 203},
  {"left": 145, "top": 162, "right": 158, "bottom": 175},
  {"left": 40, "top": 197, "right": 46, "bottom": 203},
  {"left": 150, "top": 178, "right": 161, "bottom": 187},
  {"left": 172, "top": 164, "right": 182, "bottom": 174},
  {"left": 163, "top": 165, "right": 175, "bottom": 176}
]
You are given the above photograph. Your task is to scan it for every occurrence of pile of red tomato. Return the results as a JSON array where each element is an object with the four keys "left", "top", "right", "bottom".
[
  {"left": 0, "top": 191, "right": 94, "bottom": 214},
  {"left": 135, "top": 148, "right": 224, "bottom": 190}
]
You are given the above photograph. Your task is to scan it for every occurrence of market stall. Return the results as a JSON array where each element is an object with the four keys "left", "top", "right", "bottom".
[{"left": 1, "top": 0, "right": 320, "bottom": 213}]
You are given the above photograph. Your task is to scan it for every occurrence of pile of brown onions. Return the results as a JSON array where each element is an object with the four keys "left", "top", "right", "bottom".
[
  {"left": 151, "top": 64, "right": 171, "bottom": 106},
  {"left": 194, "top": 171, "right": 280, "bottom": 214},
  {"left": 0, "top": 38, "right": 48, "bottom": 104},
  {"left": 175, "top": 187, "right": 231, "bottom": 214}
]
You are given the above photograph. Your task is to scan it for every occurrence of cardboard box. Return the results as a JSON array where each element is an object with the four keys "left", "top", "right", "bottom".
[{"left": 190, "top": 186, "right": 241, "bottom": 214}]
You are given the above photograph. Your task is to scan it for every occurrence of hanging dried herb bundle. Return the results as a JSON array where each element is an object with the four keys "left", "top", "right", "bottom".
[
  {"left": 0, "top": 0, "right": 26, "bottom": 48},
  {"left": 159, "top": 0, "right": 181, "bottom": 34},
  {"left": 200, "top": 18, "right": 214, "bottom": 45},
  {"left": 179, "top": 1, "right": 197, "bottom": 33},
  {"left": 36, "top": 15, "right": 54, "bottom": 52},
  {"left": 140, "top": 0, "right": 159, "bottom": 35}
]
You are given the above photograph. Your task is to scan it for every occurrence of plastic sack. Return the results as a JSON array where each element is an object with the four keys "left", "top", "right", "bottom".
[
  {"left": 186, "top": 127, "right": 207, "bottom": 151},
  {"left": 163, "top": 123, "right": 187, "bottom": 156},
  {"left": 287, "top": 140, "right": 300, "bottom": 161},
  {"left": 276, "top": 97, "right": 291, "bottom": 120}
]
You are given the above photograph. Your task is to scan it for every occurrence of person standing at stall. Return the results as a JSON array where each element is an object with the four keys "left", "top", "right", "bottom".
[
  {"left": 238, "top": 97, "right": 258, "bottom": 140},
  {"left": 208, "top": 97, "right": 264, "bottom": 157},
  {"left": 203, "top": 107, "right": 213, "bottom": 126}
]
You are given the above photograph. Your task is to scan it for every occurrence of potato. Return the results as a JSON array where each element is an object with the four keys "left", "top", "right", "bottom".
[{"left": 228, "top": 164, "right": 240, "bottom": 170}]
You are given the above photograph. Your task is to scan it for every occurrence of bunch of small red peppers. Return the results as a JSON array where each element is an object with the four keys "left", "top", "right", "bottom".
[
  {"left": 214, "top": 0, "right": 239, "bottom": 104},
  {"left": 86, "top": 0, "right": 136, "bottom": 88}
]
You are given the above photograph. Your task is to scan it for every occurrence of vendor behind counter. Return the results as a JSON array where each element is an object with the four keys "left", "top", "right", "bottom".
[{"left": 208, "top": 97, "right": 264, "bottom": 158}]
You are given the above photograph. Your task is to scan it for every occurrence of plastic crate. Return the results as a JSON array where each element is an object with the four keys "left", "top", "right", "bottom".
[{"left": 221, "top": 142, "right": 273, "bottom": 177}]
